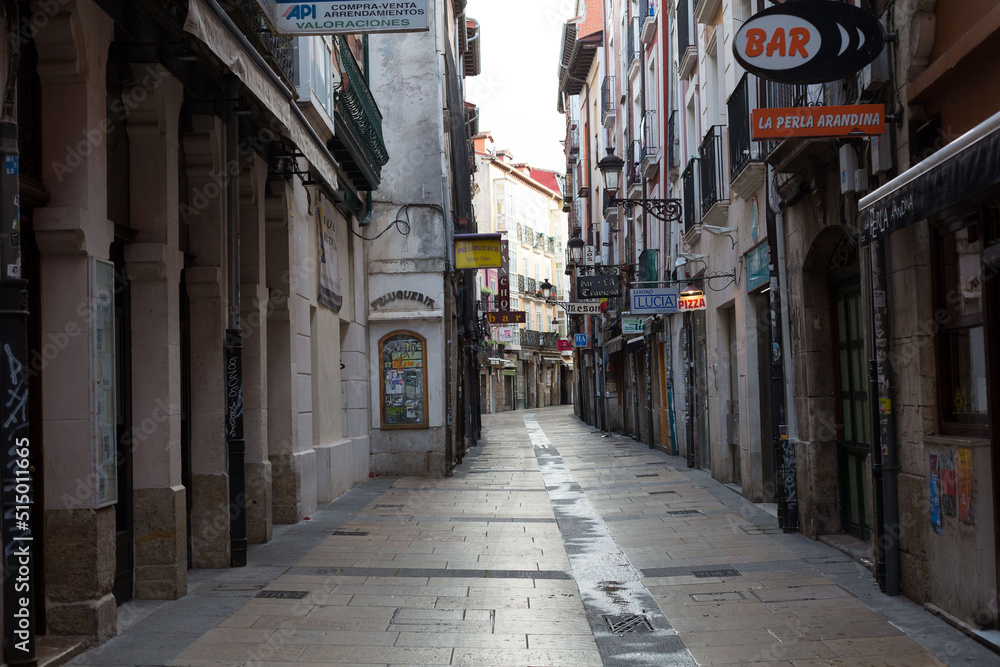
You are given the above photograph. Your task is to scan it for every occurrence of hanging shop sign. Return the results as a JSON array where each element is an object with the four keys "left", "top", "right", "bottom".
[
  {"left": 745, "top": 241, "right": 770, "bottom": 292},
  {"left": 622, "top": 318, "right": 644, "bottom": 335},
  {"left": 318, "top": 206, "right": 343, "bottom": 312},
  {"left": 561, "top": 302, "right": 602, "bottom": 315},
  {"left": 577, "top": 274, "right": 621, "bottom": 299},
  {"left": 752, "top": 104, "right": 884, "bottom": 140},
  {"left": 486, "top": 311, "right": 525, "bottom": 325},
  {"left": 497, "top": 240, "right": 511, "bottom": 311},
  {"left": 495, "top": 325, "right": 515, "bottom": 343},
  {"left": 454, "top": 233, "right": 502, "bottom": 269},
  {"left": 574, "top": 333, "right": 590, "bottom": 348},
  {"left": 557, "top": 338, "right": 573, "bottom": 351},
  {"left": 269, "top": 0, "right": 430, "bottom": 35},
  {"left": 678, "top": 291, "right": 707, "bottom": 311},
  {"left": 733, "top": 0, "right": 885, "bottom": 84},
  {"left": 629, "top": 287, "right": 678, "bottom": 314}
]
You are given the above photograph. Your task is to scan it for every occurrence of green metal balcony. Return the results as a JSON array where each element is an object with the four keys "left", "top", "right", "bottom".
[
  {"left": 219, "top": 0, "right": 296, "bottom": 88},
  {"left": 330, "top": 36, "right": 389, "bottom": 190}
]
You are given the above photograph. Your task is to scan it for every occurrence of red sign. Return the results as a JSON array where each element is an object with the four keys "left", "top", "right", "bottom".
[
  {"left": 557, "top": 339, "right": 572, "bottom": 351},
  {"left": 486, "top": 311, "right": 526, "bottom": 324},
  {"left": 678, "top": 294, "right": 707, "bottom": 311},
  {"left": 752, "top": 104, "right": 884, "bottom": 140}
]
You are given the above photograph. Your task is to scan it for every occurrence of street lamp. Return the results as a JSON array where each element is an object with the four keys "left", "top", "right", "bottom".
[
  {"left": 597, "top": 147, "right": 683, "bottom": 222},
  {"left": 567, "top": 231, "right": 585, "bottom": 265},
  {"left": 540, "top": 279, "right": 553, "bottom": 300}
]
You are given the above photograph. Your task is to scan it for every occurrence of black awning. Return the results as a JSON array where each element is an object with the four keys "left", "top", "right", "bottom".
[{"left": 858, "top": 111, "right": 1000, "bottom": 245}]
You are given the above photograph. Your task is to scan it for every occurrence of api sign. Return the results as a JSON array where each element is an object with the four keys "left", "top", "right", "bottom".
[
  {"left": 733, "top": 0, "right": 884, "bottom": 84},
  {"left": 269, "top": 1, "right": 430, "bottom": 35}
]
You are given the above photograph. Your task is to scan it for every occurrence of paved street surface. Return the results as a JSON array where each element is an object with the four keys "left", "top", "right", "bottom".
[{"left": 71, "top": 406, "right": 997, "bottom": 667}]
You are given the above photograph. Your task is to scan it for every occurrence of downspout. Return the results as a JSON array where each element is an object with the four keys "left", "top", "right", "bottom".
[{"left": 224, "top": 75, "right": 247, "bottom": 567}]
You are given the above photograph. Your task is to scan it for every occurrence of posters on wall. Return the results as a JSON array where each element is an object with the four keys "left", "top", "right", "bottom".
[
  {"left": 940, "top": 448, "right": 957, "bottom": 517},
  {"left": 318, "top": 206, "right": 343, "bottom": 312},
  {"left": 929, "top": 455, "right": 943, "bottom": 535},
  {"left": 381, "top": 333, "right": 427, "bottom": 427},
  {"left": 957, "top": 447, "right": 974, "bottom": 524}
]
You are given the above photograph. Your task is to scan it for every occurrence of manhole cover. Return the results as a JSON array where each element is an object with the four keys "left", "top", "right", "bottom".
[
  {"left": 603, "top": 614, "right": 653, "bottom": 633},
  {"left": 213, "top": 583, "right": 265, "bottom": 591},
  {"left": 374, "top": 504, "right": 403, "bottom": 509},
  {"left": 255, "top": 590, "right": 309, "bottom": 599},
  {"left": 648, "top": 490, "right": 678, "bottom": 495},
  {"left": 332, "top": 530, "right": 369, "bottom": 536},
  {"left": 635, "top": 473, "right": 658, "bottom": 478},
  {"left": 692, "top": 568, "right": 741, "bottom": 578},
  {"left": 666, "top": 510, "right": 700, "bottom": 516}
]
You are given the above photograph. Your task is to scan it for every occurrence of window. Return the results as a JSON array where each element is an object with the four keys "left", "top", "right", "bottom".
[
  {"left": 379, "top": 331, "right": 429, "bottom": 428},
  {"left": 935, "top": 218, "right": 987, "bottom": 430}
]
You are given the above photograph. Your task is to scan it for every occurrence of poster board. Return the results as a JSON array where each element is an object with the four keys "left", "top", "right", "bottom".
[{"left": 379, "top": 331, "right": 429, "bottom": 428}]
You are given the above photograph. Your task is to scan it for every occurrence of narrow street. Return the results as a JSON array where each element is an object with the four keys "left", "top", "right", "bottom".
[{"left": 71, "top": 407, "right": 994, "bottom": 667}]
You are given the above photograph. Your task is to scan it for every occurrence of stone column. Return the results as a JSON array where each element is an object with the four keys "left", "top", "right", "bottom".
[
  {"left": 182, "top": 116, "right": 229, "bottom": 566},
  {"left": 240, "top": 153, "right": 271, "bottom": 543},
  {"left": 32, "top": 0, "right": 116, "bottom": 639},
  {"left": 124, "top": 66, "right": 187, "bottom": 598},
  {"left": 265, "top": 183, "right": 300, "bottom": 523}
]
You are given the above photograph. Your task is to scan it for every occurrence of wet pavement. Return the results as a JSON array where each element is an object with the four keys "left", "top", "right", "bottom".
[{"left": 70, "top": 406, "right": 997, "bottom": 666}]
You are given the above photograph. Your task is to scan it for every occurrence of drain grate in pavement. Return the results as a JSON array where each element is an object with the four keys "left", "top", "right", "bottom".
[
  {"left": 635, "top": 473, "right": 658, "bottom": 478},
  {"left": 603, "top": 614, "right": 654, "bottom": 633},
  {"left": 666, "top": 509, "right": 700, "bottom": 516},
  {"left": 213, "top": 583, "right": 265, "bottom": 591},
  {"left": 255, "top": 590, "right": 309, "bottom": 600},
  {"left": 692, "top": 568, "right": 741, "bottom": 578},
  {"left": 373, "top": 504, "right": 403, "bottom": 509},
  {"left": 648, "top": 490, "right": 678, "bottom": 495},
  {"left": 332, "top": 530, "right": 370, "bottom": 536}
]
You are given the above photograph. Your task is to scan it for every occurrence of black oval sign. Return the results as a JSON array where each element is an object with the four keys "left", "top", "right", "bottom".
[{"left": 732, "top": 0, "right": 885, "bottom": 84}]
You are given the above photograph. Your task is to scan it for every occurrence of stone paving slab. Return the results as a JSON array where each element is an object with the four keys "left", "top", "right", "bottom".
[{"left": 69, "top": 407, "right": 997, "bottom": 667}]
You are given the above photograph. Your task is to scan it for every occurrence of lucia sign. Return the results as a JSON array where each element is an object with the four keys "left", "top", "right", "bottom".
[
  {"left": 733, "top": 0, "right": 884, "bottom": 84},
  {"left": 266, "top": 0, "right": 430, "bottom": 35}
]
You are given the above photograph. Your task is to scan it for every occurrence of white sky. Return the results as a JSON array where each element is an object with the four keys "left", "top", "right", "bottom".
[{"left": 464, "top": 0, "right": 577, "bottom": 172}]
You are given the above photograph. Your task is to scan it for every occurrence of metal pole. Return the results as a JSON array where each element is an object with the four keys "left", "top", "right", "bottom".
[
  {"left": 684, "top": 311, "right": 694, "bottom": 468},
  {"left": 871, "top": 238, "right": 900, "bottom": 595},
  {"left": 1, "top": 114, "right": 36, "bottom": 666},
  {"left": 224, "top": 77, "right": 247, "bottom": 568}
]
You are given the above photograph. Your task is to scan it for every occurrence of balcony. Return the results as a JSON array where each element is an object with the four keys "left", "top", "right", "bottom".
[
  {"left": 667, "top": 110, "right": 680, "bottom": 180},
  {"left": 521, "top": 330, "right": 560, "bottom": 349},
  {"left": 601, "top": 75, "right": 616, "bottom": 129},
  {"left": 628, "top": 18, "right": 641, "bottom": 79},
  {"left": 728, "top": 73, "right": 765, "bottom": 201},
  {"left": 682, "top": 158, "right": 700, "bottom": 237},
  {"left": 639, "top": 0, "right": 657, "bottom": 44},
  {"left": 220, "top": 0, "right": 296, "bottom": 88},
  {"left": 640, "top": 110, "right": 659, "bottom": 180},
  {"left": 626, "top": 139, "right": 642, "bottom": 190},
  {"left": 330, "top": 36, "right": 389, "bottom": 190},
  {"left": 677, "top": 0, "right": 696, "bottom": 80},
  {"left": 524, "top": 277, "right": 537, "bottom": 295},
  {"left": 568, "top": 124, "right": 580, "bottom": 156},
  {"left": 547, "top": 236, "right": 556, "bottom": 253},
  {"left": 516, "top": 274, "right": 526, "bottom": 294},
  {"left": 763, "top": 81, "right": 833, "bottom": 177},
  {"left": 699, "top": 125, "right": 729, "bottom": 227}
]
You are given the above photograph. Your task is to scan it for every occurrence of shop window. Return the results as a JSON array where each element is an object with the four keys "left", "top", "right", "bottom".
[
  {"left": 379, "top": 331, "right": 429, "bottom": 428},
  {"left": 935, "top": 219, "right": 988, "bottom": 431}
]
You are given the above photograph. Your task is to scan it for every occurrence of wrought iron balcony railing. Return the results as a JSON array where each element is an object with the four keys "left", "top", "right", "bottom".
[
  {"left": 516, "top": 274, "right": 526, "bottom": 293},
  {"left": 677, "top": 0, "right": 692, "bottom": 56},
  {"left": 601, "top": 76, "right": 615, "bottom": 126},
  {"left": 335, "top": 36, "right": 390, "bottom": 175},
  {"left": 546, "top": 237, "right": 556, "bottom": 253},
  {"left": 728, "top": 73, "right": 753, "bottom": 182},
  {"left": 667, "top": 110, "right": 680, "bottom": 175},
  {"left": 628, "top": 17, "right": 641, "bottom": 71},
  {"left": 525, "top": 277, "right": 537, "bottom": 294},
  {"left": 699, "top": 125, "right": 728, "bottom": 216},
  {"left": 220, "top": 0, "right": 296, "bottom": 87},
  {"left": 641, "top": 110, "right": 658, "bottom": 161},
  {"left": 626, "top": 139, "right": 642, "bottom": 187},
  {"left": 568, "top": 124, "right": 580, "bottom": 156},
  {"left": 683, "top": 158, "right": 699, "bottom": 233}
]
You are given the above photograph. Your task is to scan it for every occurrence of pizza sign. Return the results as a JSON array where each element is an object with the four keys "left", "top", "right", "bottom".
[{"left": 733, "top": 0, "right": 885, "bottom": 84}]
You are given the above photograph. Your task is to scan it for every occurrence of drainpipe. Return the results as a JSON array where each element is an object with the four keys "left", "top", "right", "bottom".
[
  {"left": 870, "top": 238, "right": 900, "bottom": 595},
  {"left": 1, "top": 3, "right": 37, "bottom": 655},
  {"left": 224, "top": 75, "right": 247, "bottom": 568}
]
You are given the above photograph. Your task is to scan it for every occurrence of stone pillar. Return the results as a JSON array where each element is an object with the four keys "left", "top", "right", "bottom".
[
  {"left": 124, "top": 66, "right": 187, "bottom": 598},
  {"left": 239, "top": 153, "right": 272, "bottom": 543},
  {"left": 265, "top": 184, "right": 300, "bottom": 523},
  {"left": 182, "top": 116, "right": 230, "bottom": 566},
  {"left": 32, "top": 0, "right": 116, "bottom": 639}
]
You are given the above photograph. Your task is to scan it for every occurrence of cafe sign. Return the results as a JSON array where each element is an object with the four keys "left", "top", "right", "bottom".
[
  {"left": 678, "top": 292, "right": 707, "bottom": 312},
  {"left": 752, "top": 104, "right": 884, "bottom": 140},
  {"left": 733, "top": 0, "right": 885, "bottom": 84}
]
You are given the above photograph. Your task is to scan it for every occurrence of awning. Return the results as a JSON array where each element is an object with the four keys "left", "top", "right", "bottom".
[
  {"left": 542, "top": 355, "right": 563, "bottom": 364},
  {"left": 184, "top": 0, "right": 339, "bottom": 190},
  {"left": 858, "top": 110, "right": 1000, "bottom": 245}
]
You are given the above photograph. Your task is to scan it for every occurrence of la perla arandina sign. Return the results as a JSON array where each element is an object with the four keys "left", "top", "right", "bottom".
[{"left": 733, "top": 0, "right": 885, "bottom": 84}]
